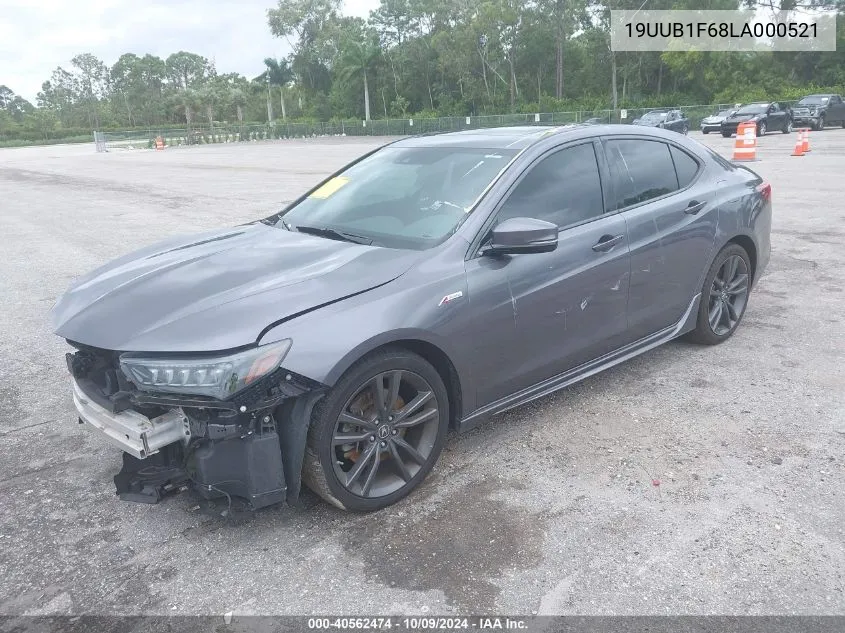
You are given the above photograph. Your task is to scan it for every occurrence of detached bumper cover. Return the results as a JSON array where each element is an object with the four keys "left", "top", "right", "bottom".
[{"left": 72, "top": 379, "right": 186, "bottom": 459}]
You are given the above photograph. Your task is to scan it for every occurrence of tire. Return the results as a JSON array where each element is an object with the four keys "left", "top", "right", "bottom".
[
  {"left": 702, "top": 130, "right": 709, "bottom": 135},
  {"left": 681, "top": 125, "right": 689, "bottom": 135},
  {"left": 685, "top": 243, "right": 752, "bottom": 346},
  {"left": 816, "top": 115, "right": 825, "bottom": 131},
  {"left": 721, "top": 131, "right": 732, "bottom": 138},
  {"left": 301, "top": 347, "right": 449, "bottom": 511},
  {"left": 758, "top": 121, "right": 767, "bottom": 136},
  {"left": 782, "top": 120, "right": 792, "bottom": 134}
]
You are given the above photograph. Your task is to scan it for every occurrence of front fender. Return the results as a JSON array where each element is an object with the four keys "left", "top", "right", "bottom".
[{"left": 258, "top": 262, "right": 473, "bottom": 411}]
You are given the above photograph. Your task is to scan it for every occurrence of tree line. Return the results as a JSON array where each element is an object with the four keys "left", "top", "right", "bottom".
[{"left": 2, "top": 0, "right": 844, "bottom": 144}]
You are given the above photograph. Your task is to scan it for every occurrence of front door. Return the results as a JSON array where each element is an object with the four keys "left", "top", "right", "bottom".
[{"left": 469, "top": 141, "right": 631, "bottom": 406}]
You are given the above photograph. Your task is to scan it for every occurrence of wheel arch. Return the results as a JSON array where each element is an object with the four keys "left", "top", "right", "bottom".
[
  {"left": 323, "top": 333, "right": 465, "bottom": 429},
  {"left": 726, "top": 234, "right": 758, "bottom": 286}
]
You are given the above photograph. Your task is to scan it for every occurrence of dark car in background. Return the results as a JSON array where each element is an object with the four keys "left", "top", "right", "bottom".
[
  {"left": 700, "top": 109, "right": 736, "bottom": 134},
  {"left": 721, "top": 102, "right": 792, "bottom": 137},
  {"left": 791, "top": 94, "right": 845, "bottom": 130},
  {"left": 52, "top": 125, "right": 771, "bottom": 513},
  {"left": 632, "top": 109, "right": 690, "bottom": 134}
]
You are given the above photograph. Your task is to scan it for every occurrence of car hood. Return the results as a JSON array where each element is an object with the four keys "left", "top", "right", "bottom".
[
  {"left": 725, "top": 114, "right": 760, "bottom": 123},
  {"left": 633, "top": 119, "right": 662, "bottom": 127},
  {"left": 51, "top": 223, "right": 421, "bottom": 352}
]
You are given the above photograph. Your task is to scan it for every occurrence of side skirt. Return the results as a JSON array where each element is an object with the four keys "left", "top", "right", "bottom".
[{"left": 458, "top": 293, "right": 701, "bottom": 431}]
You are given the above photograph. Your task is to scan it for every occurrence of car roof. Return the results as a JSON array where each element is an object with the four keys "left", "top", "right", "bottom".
[
  {"left": 804, "top": 94, "right": 834, "bottom": 98},
  {"left": 391, "top": 124, "right": 693, "bottom": 151},
  {"left": 391, "top": 125, "right": 581, "bottom": 150}
]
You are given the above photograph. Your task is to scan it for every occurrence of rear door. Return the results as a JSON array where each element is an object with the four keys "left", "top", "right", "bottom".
[{"left": 603, "top": 137, "right": 718, "bottom": 341}]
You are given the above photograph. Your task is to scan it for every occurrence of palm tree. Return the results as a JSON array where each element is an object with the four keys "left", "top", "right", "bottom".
[
  {"left": 263, "top": 58, "right": 293, "bottom": 121},
  {"left": 170, "top": 88, "right": 199, "bottom": 140},
  {"left": 229, "top": 87, "right": 247, "bottom": 137},
  {"left": 337, "top": 35, "right": 381, "bottom": 121}
]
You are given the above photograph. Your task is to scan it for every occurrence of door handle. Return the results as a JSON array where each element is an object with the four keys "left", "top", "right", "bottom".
[
  {"left": 592, "top": 234, "right": 624, "bottom": 252},
  {"left": 685, "top": 200, "right": 706, "bottom": 215}
]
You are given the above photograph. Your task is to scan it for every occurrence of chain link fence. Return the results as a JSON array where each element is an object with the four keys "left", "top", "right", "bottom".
[{"left": 98, "top": 102, "right": 802, "bottom": 150}]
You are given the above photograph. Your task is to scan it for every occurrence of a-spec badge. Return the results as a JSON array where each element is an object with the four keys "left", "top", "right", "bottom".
[{"left": 438, "top": 291, "right": 464, "bottom": 307}]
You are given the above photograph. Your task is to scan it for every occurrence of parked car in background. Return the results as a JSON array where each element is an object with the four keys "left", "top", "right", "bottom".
[
  {"left": 583, "top": 117, "right": 609, "bottom": 125},
  {"left": 52, "top": 125, "right": 771, "bottom": 512},
  {"left": 632, "top": 109, "right": 690, "bottom": 135},
  {"left": 721, "top": 102, "right": 792, "bottom": 137},
  {"left": 700, "top": 109, "right": 736, "bottom": 134},
  {"left": 791, "top": 94, "right": 845, "bottom": 130}
]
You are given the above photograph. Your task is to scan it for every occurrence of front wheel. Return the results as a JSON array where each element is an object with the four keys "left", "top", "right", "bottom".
[
  {"left": 757, "top": 121, "right": 767, "bottom": 136},
  {"left": 721, "top": 131, "right": 732, "bottom": 138},
  {"left": 702, "top": 129, "right": 709, "bottom": 135},
  {"left": 816, "top": 116, "right": 825, "bottom": 131},
  {"left": 685, "top": 244, "right": 752, "bottom": 346},
  {"left": 782, "top": 120, "right": 793, "bottom": 134},
  {"left": 681, "top": 125, "right": 689, "bottom": 135},
  {"left": 302, "top": 348, "right": 449, "bottom": 511}
]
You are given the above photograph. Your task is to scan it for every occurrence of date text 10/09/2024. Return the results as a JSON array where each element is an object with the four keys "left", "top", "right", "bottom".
[
  {"left": 625, "top": 21, "right": 818, "bottom": 39},
  {"left": 307, "top": 617, "right": 529, "bottom": 630}
]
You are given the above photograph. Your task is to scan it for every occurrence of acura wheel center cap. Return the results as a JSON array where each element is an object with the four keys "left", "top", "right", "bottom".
[{"left": 377, "top": 425, "right": 391, "bottom": 440}]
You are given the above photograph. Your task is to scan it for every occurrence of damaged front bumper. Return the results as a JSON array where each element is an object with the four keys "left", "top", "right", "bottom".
[
  {"left": 72, "top": 378, "right": 187, "bottom": 460},
  {"left": 68, "top": 346, "right": 325, "bottom": 510}
]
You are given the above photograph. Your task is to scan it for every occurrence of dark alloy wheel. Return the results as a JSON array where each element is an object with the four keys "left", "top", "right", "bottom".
[
  {"left": 758, "top": 121, "right": 767, "bottom": 136},
  {"left": 782, "top": 120, "right": 793, "bottom": 134},
  {"left": 816, "top": 115, "right": 825, "bottom": 131},
  {"left": 686, "top": 244, "right": 752, "bottom": 345},
  {"left": 302, "top": 348, "right": 448, "bottom": 511}
]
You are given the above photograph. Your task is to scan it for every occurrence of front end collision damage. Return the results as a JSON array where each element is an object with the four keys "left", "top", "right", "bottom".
[{"left": 66, "top": 345, "right": 328, "bottom": 509}]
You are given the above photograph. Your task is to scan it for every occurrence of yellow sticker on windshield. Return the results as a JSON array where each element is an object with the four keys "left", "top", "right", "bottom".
[{"left": 309, "top": 177, "right": 350, "bottom": 199}]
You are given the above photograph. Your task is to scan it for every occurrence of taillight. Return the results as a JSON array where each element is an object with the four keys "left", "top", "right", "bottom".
[{"left": 756, "top": 182, "right": 772, "bottom": 202}]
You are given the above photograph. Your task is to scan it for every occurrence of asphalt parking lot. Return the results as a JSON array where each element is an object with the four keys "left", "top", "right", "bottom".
[{"left": 0, "top": 127, "right": 843, "bottom": 617}]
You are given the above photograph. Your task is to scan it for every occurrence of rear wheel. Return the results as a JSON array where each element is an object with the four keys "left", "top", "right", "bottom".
[
  {"left": 301, "top": 348, "right": 449, "bottom": 511},
  {"left": 685, "top": 244, "right": 751, "bottom": 346}
]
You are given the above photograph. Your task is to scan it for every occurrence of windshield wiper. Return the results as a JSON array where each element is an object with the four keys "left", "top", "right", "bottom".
[{"left": 294, "top": 225, "right": 373, "bottom": 245}]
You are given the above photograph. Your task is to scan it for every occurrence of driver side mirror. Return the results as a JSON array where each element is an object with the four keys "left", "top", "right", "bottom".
[{"left": 485, "top": 217, "right": 558, "bottom": 255}]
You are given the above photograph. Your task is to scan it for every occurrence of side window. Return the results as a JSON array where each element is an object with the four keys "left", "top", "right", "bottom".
[
  {"left": 497, "top": 143, "right": 604, "bottom": 229},
  {"left": 670, "top": 146, "right": 700, "bottom": 189},
  {"left": 605, "top": 139, "right": 679, "bottom": 209}
]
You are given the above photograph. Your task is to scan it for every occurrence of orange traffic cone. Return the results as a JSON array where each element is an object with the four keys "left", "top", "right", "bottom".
[
  {"left": 732, "top": 122, "right": 757, "bottom": 161},
  {"left": 802, "top": 128, "right": 811, "bottom": 153},
  {"left": 791, "top": 134, "right": 804, "bottom": 156}
]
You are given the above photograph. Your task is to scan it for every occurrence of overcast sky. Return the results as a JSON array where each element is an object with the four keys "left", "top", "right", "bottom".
[{"left": 0, "top": 0, "right": 381, "bottom": 103}]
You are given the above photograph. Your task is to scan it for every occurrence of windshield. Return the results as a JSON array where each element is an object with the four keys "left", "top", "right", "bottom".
[
  {"left": 640, "top": 111, "right": 667, "bottom": 122},
  {"left": 276, "top": 146, "right": 517, "bottom": 250},
  {"left": 798, "top": 96, "right": 829, "bottom": 105},
  {"left": 736, "top": 104, "right": 767, "bottom": 115}
]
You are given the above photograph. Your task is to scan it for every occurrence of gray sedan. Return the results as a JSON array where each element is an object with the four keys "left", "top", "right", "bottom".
[{"left": 52, "top": 125, "right": 772, "bottom": 512}]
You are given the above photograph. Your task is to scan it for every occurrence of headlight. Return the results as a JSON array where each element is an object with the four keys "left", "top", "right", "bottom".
[{"left": 119, "top": 340, "right": 292, "bottom": 400}]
